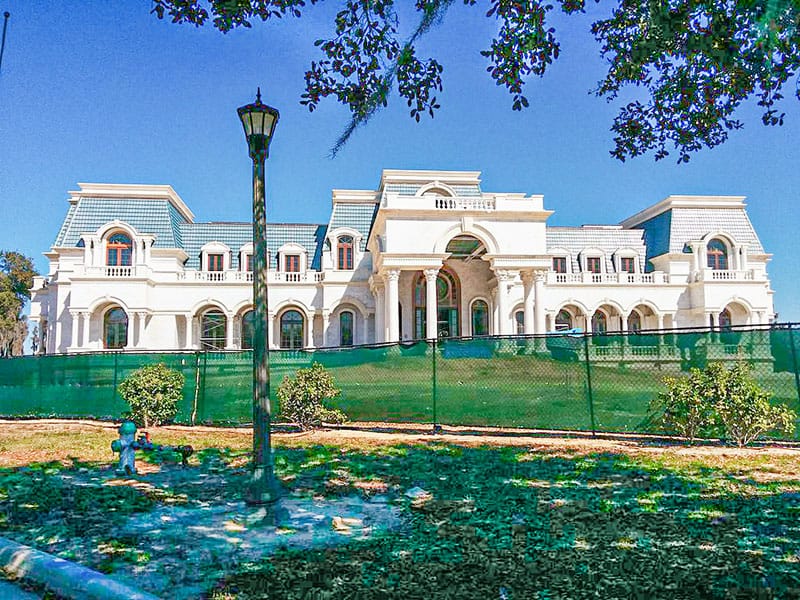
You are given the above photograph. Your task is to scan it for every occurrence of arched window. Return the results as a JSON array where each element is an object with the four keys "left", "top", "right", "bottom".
[
  {"left": 414, "top": 269, "right": 460, "bottom": 339},
  {"left": 106, "top": 233, "right": 132, "bottom": 266},
  {"left": 200, "top": 310, "right": 226, "bottom": 350},
  {"left": 339, "top": 311, "right": 354, "bottom": 346},
  {"left": 555, "top": 310, "right": 572, "bottom": 331},
  {"left": 591, "top": 311, "right": 608, "bottom": 333},
  {"left": 104, "top": 307, "right": 128, "bottom": 349},
  {"left": 707, "top": 239, "right": 728, "bottom": 270},
  {"left": 627, "top": 311, "right": 642, "bottom": 332},
  {"left": 337, "top": 236, "right": 354, "bottom": 270},
  {"left": 471, "top": 300, "right": 489, "bottom": 336},
  {"left": 280, "top": 310, "right": 304, "bottom": 349},
  {"left": 241, "top": 310, "right": 254, "bottom": 350},
  {"left": 515, "top": 310, "right": 525, "bottom": 335}
]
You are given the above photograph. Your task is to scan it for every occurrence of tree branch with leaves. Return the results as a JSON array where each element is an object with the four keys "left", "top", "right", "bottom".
[{"left": 151, "top": 0, "right": 800, "bottom": 161}]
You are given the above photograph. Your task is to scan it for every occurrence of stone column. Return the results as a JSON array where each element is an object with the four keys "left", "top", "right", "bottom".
[
  {"left": 184, "top": 314, "right": 192, "bottom": 349},
  {"left": 385, "top": 270, "right": 400, "bottom": 342},
  {"left": 657, "top": 313, "right": 665, "bottom": 331},
  {"left": 225, "top": 312, "right": 235, "bottom": 349},
  {"left": 521, "top": 272, "right": 535, "bottom": 335},
  {"left": 494, "top": 270, "right": 511, "bottom": 335},
  {"left": 424, "top": 268, "right": 439, "bottom": 340},
  {"left": 533, "top": 270, "right": 546, "bottom": 335},
  {"left": 81, "top": 311, "right": 90, "bottom": 348},
  {"left": 70, "top": 311, "right": 80, "bottom": 349}
]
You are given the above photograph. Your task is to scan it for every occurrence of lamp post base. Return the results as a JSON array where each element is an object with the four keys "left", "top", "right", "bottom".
[{"left": 245, "top": 468, "right": 286, "bottom": 524}]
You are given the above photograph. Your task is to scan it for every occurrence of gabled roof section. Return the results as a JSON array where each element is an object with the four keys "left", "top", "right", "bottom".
[{"left": 547, "top": 227, "right": 646, "bottom": 273}]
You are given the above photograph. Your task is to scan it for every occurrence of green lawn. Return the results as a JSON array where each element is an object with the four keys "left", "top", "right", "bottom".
[{"left": 1, "top": 423, "right": 799, "bottom": 599}]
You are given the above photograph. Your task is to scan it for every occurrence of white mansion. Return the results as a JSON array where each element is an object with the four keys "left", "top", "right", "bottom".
[{"left": 30, "top": 169, "right": 774, "bottom": 354}]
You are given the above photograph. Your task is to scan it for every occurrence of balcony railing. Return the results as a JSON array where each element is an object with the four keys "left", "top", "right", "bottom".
[
  {"left": 434, "top": 196, "right": 496, "bottom": 211},
  {"left": 548, "top": 272, "right": 666, "bottom": 285},
  {"left": 103, "top": 266, "right": 134, "bottom": 277},
  {"left": 702, "top": 269, "right": 755, "bottom": 281},
  {"left": 177, "top": 270, "right": 323, "bottom": 283}
]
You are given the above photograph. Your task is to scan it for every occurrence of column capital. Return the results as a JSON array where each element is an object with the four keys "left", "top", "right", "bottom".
[
  {"left": 423, "top": 268, "right": 439, "bottom": 282},
  {"left": 69, "top": 309, "right": 81, "bottom": 318},
  {"left": 384, "top": 269, "right": 400, "bottom": 282},
  {"left": 533, "top": 269, "right": 548, "bottom": 283}
]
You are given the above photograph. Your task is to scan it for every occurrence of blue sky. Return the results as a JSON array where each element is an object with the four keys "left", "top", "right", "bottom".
[{"left": 1, "top": 1, "right": 799, "bottom": 321}]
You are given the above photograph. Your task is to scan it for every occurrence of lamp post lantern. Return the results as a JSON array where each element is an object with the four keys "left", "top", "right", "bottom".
[{"left": 238, "top": 88, "right": 281, "bottom": 509}]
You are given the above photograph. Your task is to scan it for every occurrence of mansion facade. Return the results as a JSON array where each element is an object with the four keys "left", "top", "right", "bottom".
[{"left": 30, "top": 170, "right": 775, "bottom": 354}]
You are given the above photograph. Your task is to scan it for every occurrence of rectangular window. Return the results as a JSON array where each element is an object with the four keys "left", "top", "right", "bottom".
[
  {"left": 620, "top": 257, "right": 636, "bottom": 273},
  {"left": 552, "top": 257, "right": 567, "bottom": 273},
  {"left": 586, "top": 257, "right": 602, "bottom": 273},
  {"left": 245, "top": 254, "right": 253, "bottom": 272},
  {"left": 207, "top": 253, "right": 224, "bottom": 271},
  {"left": 285, "top": 255, "right": 300, "bottom": 272}
]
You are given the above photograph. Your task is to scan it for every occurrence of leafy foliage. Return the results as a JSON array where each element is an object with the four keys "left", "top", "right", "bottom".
[
  {"left": 653, "top": 362, "right": 796, "bottom": 446},
  {"left": 152, "top": 0, "right": 800, "bottom": 160},
  {"left": 652, "top": 367, "right": 721, "bottom": 442},
  {"left": 708, "top": 362, "right": 796, "bottom": 447},
  {"left": 277, "top": 362, "right": 347, "bottom": 429},
  {"left": 0, "top": 250, "right": 37, "bottom": 357},
  {"left": 118, "top": 363, "right": 185, "bottom": 428}
]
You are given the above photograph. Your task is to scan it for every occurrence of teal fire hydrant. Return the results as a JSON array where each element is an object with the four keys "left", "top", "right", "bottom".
[
  {"left": 111, "top": 420, "right": 194, "bottom": 475},
  {"left": 111, "top": 420, "right": 138, "bottom": 475}
]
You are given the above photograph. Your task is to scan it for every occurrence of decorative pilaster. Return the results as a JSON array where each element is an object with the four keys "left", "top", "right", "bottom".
[
  {"left": 225, "top": 312, "right": 235, "bottom": 349},
  {"left": 384, "top": 270, "right": 400, "bottom": 342},
  {"left": 321, "top": 310, "right": 331, "bottom": 347},
  {"left": 374, "top": 285, "right": 385, "bottom": 343},
  {"left": 81, "top": 311, "right": 91, "bottom": 348},
  {"left": 69, "top": 311, "right": 80, "bottom": 349},
  {"left": 424, "top": 268, "right": 439, "bottom": 340},
  {"left": 305, "top": 312, "right": 315, "bottom": 348},
  {"left": 135, "top": 312, "right": 147, "bottom": 349}
]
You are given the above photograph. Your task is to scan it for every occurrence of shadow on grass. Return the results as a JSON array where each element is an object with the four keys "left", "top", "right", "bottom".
[{"left": 2, "top": 445, "right": 800, "bottom": 599}]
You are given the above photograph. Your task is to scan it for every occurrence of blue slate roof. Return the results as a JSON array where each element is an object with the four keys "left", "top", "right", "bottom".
[
  {"left": 55, "top": 198, "right": 185, "bottom": 248},
  {"left": 628, "top": 206, "right": 765, "bottom": 269},
  {"left": 328, "top": 203, "right": 378, "bottom": 250},
  {"left": 179, "top": 222, "right": 327, "bottom": 270},
  {"left": 546, "top": 227, "right": 647, "bottom": 273}
]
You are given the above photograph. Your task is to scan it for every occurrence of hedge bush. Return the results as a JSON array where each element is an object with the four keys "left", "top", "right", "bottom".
[
  {"left": 277, "top": 362, "right": 347, "bottom": 430},
  {"left": 118, "top": 363, "right": 184, "bottom": 428}
]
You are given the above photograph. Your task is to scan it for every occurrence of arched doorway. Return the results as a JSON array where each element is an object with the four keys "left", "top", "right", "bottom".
[
  {"left": 280, "top": 309, "right": 304, "bottom": 349},
  {"left": 414, "top": 269, "right": 460, "bottom": 339}
]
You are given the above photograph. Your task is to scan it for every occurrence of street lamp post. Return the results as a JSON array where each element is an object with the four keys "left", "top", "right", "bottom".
[{"left": 238, "top": 89, "right": 281, "bottom": 509}]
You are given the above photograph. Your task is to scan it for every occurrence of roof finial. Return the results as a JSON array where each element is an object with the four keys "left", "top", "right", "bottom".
[{"left": 256, "top": 87, "right": 262, "bottom": 103}]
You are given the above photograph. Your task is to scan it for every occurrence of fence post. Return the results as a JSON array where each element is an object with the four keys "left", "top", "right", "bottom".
[
  {"left": 432, "top": 338, "right": 441, "bottom": 434},
  {"left": 583, "top": 333, "right": 597, "bottom": 437},
  {"left": 111, "top": 351, "right": 119, "bottom": 408},
  {"left": 190, "top": 351, "right": 201, "bottom": 426},
  {"left": 789, "top": 324, "right": 800, "bottom": 407}
]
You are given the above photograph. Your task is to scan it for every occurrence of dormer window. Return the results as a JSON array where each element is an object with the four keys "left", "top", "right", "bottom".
[
  {"left": 285, "top": 255, "right": 300, "bottom": 273},
  {"left": 245, "top": 254, "right": 253, "bottom": 272},
  {"left": 586, "top": 257, "right": 602, "bottom": 273},
  {"left": 707, "top": 239, "right": 728, "bottom": 270},
  {"left": 337, "top": 236, "right": 354, "bottom": 270},
  {"left": 207, "top": 253, "right": 224, "bottom": 272},
  {"left": 552, "top": 257, "right": 567, "bottom": 273},
  {"left": 619, "top": 257, "right": 636, "bottom": 273},
  {"left": 106, "top": 233, "right": 132, "bottom": 266}
]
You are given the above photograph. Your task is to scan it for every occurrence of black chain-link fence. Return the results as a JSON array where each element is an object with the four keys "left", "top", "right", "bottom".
[{"left": 1, "top": 323, "right": 798, "bottom": 438}]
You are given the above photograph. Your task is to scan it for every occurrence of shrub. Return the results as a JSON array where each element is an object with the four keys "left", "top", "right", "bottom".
[
  {"left": 652, "top": 367, "right": 720, "bottom": 443},
  {"left": 710, "top": 362, "right": 796, "bottom": 447},
  {"left": 652, "top": 362, "right": 796, "bottom": 446},
  {"left": 118, "top": 363, "right": 184, "bottom": 428},
  {"left": 277, "top": 362, "right": 347, "bottom": 430}
]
